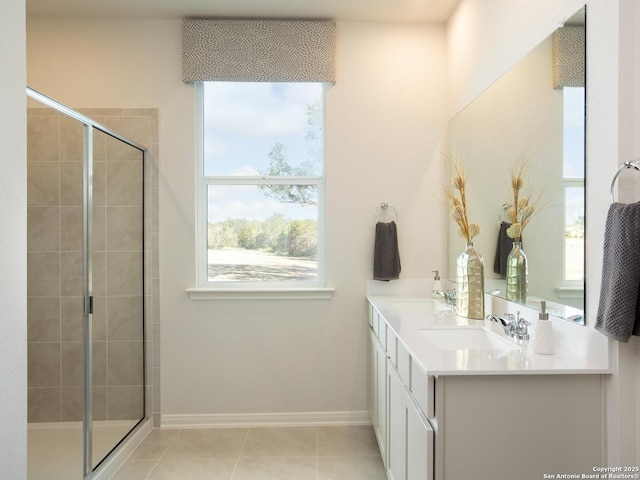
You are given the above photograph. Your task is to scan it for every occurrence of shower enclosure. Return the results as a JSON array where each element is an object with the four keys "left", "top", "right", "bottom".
[{"left": 26, "top": 87, "right": 149, "bottom": 480}]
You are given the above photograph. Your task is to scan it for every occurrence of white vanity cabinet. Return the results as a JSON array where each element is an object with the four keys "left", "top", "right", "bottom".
[
  {"left": 368, "top": 300, "right": 606, "bottom": 480},
  {"left": 369, "top": 304, "right": 434, "bottom": 480},
  {"left": 387, "top": 357, "right": 433, "bottom": 480}
]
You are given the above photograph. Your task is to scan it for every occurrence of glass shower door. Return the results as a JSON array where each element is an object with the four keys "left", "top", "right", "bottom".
[
  {"left": 26, "top": 88, "right": 147, "bottom": 479},
  {"left": 90, "top": 129, "right": 145, "bottom": 471},
  {"left": 27, "top": 100, "right": 89, "bottom": 480}
]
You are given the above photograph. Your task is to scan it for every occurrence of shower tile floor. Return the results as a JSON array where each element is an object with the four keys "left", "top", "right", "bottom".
[
  {"left": 28, "top": 421, "right": 138, "bottom": 480},
  {"left": 110, "top": 425, "right": 386, "bottom": 480}
]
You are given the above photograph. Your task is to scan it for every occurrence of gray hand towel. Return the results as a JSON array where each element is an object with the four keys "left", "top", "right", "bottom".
[
  {"left": 493, "top": 222, "right": 520, "bottom": 278},
  {"left": 373, "top": 221, "right": 401, "bottom": 281},
  {"left": 595, "top": 201, "right": 640, "bottom": 342}
]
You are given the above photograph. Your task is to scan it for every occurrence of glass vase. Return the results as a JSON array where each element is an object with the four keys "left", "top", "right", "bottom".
[
  {"left": 455, "top": 242, "right": 485, "bottom": 320},
  {"left": 506, "top": 241, "right": 528, "bottom": 303}
]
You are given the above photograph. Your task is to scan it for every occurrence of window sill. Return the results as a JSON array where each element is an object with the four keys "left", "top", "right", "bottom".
[
  {"left": 554, "top": 285, "right": 584, "bottom": 299},
  {"left": 185, "top": 287, "right": 335, "bottom": 301}
]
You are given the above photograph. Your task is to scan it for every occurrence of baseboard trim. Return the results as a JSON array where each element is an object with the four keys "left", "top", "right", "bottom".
[{"left": 161, "top": 411, "right": 371, "bottom": 429}]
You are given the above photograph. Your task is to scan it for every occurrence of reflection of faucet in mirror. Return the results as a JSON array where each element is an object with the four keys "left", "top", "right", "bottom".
[{"left": 447, "top": 7, "right": 586, "bottom": 325}]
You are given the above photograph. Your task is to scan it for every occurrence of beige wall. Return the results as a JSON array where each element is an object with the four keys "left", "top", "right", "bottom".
[
  {"left": 0, "top": 0, "right": 27, "bottom": 477},
  {"left": 448, "top": 0, "right": 638, "bottom": 464},
  {"left": 27, "top": 18, "right": 448, "bottom": 422}
]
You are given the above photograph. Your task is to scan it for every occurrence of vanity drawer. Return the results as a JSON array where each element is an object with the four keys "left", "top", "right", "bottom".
[
  {"left": 411, "top": 361, "right": 435, "bottom": 419},
  {"left": 371, "top": 309, "right": 381, "bottom": 338},
  {"left": 386, "top": 326, "right": 397, "bottom": 365},
  {"left": 368, "top": 304, "right": 375, "bottom": 329},
  {"left": 396, "top": 340, "right": 411, "bottom": 387},
  {"left": 378, "top": 320, "right": 387, "bottom": 350}
]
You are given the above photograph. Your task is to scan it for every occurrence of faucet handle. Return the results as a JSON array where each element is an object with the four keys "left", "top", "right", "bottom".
[
  {"left": 514, "top": 312, "right": 530, "bottom": 341},
  {"left": 515, "top": 311, "right": 530, "bottom": 327},
  {"left": 434, "top": 289, "right": 457, "bottom": 306}
]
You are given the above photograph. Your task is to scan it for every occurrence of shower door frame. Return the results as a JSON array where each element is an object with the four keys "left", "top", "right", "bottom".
[{"left": 26, "top": 87, "right": 148, "bottom": 479}]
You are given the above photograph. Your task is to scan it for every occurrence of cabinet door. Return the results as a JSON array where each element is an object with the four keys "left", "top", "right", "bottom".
[
  {"left": 407, "top": 396, "right": 434, "bottom": 480},
  {"left": 375, "top": 338, "right": 387, "bottom": 462},
  {"left": 388, "top": 358, "right": 434, "bottom": 480},
  {"left": 369, "top": 330, "right": 387, "bottom": 465},
  {"left": 387, "top": 359, "right": 407, "bottom": 480},
  {"left": 368, "top": 330, "right": 376, "bottom": 421}
]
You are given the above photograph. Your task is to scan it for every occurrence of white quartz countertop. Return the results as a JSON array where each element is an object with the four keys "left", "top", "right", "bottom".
[{"left": 368, "top": 295, "right": 613, "bottom": 376}]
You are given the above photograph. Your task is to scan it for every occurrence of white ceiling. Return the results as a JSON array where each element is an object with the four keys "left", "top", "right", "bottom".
[{"left": 26, "top": 0, "right": 460, "bottom": 23}]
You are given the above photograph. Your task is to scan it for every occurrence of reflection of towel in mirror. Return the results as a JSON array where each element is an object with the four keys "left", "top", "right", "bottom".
[
  {"left": 493, "top": 222, "right": 519, "bottom": 277},
  {"left": 373, "top": 221, "right": 401, "bottom": 281},
  {"left": 596, "top": 202, "right": 640, "bottom": 342}
]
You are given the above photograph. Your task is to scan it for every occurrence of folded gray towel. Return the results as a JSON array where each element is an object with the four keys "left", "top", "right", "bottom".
[
  {"left": 595, "top": 201, "right": 640, "bottom": 342},
  {"left": 373, "top": 221, "right": 401, "bottom": 281}
]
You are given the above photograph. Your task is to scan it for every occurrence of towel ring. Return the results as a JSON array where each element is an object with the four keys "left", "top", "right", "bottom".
[
  {"left": 497, "top": 203, "right": 512, "bottom": 226},
  {"left": 374, "top": 202, "right": 398, "bottom": 223},
  {"left": 610, "top": 161, "right": 640, "bottom": 204}
]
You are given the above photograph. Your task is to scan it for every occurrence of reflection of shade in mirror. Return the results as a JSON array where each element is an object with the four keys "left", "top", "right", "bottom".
[{"left": 447, "top": 8, "right": 586, "bottom": 324}]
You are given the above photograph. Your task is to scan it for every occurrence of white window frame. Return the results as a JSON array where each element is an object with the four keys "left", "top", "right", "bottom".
[{"left": 188, "top": 82, "right": 333, "bottom": 300}]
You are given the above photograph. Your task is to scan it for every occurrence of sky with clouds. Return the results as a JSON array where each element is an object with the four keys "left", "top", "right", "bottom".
[
  {"left": 203, "top": 82, "right": 323, "bottom": 223},
  {"left": 562, "top": 87, "right": 585, "bottom": 225}
]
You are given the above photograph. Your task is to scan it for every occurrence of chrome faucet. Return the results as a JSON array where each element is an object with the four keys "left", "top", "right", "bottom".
[
  {"left": 486, "top": 311, "right": 530, "bottom": 344},
  {"left": 434, "top": 290, "right": 456, "bottom": 307}
]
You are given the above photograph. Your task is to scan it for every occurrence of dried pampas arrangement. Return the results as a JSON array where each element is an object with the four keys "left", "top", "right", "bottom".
[
  {"left": 505, "top": 153, "right": 544, "bottom": 241},
  {"left": 444, "top": 151, "right": 480, "bottom": 243}
]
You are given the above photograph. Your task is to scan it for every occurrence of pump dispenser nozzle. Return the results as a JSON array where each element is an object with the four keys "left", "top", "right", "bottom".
[
  {"left": 539, "top": 300, "right": 549, "bottom": 320},
  {"left": 431, "top": 270, "right": 442, "bottom": 298}
]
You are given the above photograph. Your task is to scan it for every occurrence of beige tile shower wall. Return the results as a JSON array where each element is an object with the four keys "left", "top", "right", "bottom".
[{"left": 26, "top": 108, "right": 158, "bottom": 425}]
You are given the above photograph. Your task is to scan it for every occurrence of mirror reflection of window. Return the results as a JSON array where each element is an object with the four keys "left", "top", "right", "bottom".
[{"left": 562, "top": 86, "right": 585, "bottom": 282}]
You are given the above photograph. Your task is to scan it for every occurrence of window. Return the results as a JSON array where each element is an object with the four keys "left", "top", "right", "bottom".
[
  {"left": 562, "top": 86, "right": 585, "bottom": 282},
  {"left": 196, "top": 82, "right": 326, "bottom": 289}
]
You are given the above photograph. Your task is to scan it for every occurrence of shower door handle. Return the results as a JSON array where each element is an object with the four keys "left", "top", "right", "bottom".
[{"left": 83, "top": 296, "right": 94, "bottom": 315}]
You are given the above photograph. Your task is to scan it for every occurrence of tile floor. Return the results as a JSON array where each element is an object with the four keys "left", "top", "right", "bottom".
[{"left": 110, "top": 425, "right": 387, "bottom": 480}]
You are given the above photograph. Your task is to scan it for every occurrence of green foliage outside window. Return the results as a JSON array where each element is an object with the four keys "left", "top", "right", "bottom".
[{"left": 208, "top": 215, "right": 317, "bottom": 258}]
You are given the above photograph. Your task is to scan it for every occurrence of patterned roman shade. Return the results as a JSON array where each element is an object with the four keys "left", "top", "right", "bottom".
[
  {"left": 182, "top": 19, "right": 336, "bottom": 83},
  {"left": 552, "top": 26, "right": 585, "bottom": 89}
]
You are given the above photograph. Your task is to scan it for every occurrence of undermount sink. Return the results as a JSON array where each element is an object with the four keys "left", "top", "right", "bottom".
[{"left": 420, "top": 327, "right": 518, "bottom": 351}]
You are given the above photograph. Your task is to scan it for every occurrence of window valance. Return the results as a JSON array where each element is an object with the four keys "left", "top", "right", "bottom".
[{"left": 182, "top": 19, "right": 336, "bottom": 83}]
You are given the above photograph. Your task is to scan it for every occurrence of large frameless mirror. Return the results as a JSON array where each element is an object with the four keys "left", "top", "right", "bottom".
[{"left": 447, "top": 7, "right": 586, "bottom": 324}]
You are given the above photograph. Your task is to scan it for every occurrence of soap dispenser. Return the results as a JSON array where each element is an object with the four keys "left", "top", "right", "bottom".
[
  {"left": 534, "top": 301, "right": 554, "bottom": 355},
  {"left": 432, "top": 270, "right": 442, "bottom": 298}
]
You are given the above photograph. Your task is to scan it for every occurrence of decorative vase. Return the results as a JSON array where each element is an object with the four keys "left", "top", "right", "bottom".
[
  {"left": 455, "top": 242, "right": 485, "bottom": 320},
  {"left": 506, "top": 241, "right": 528, "bottom": 303}
]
